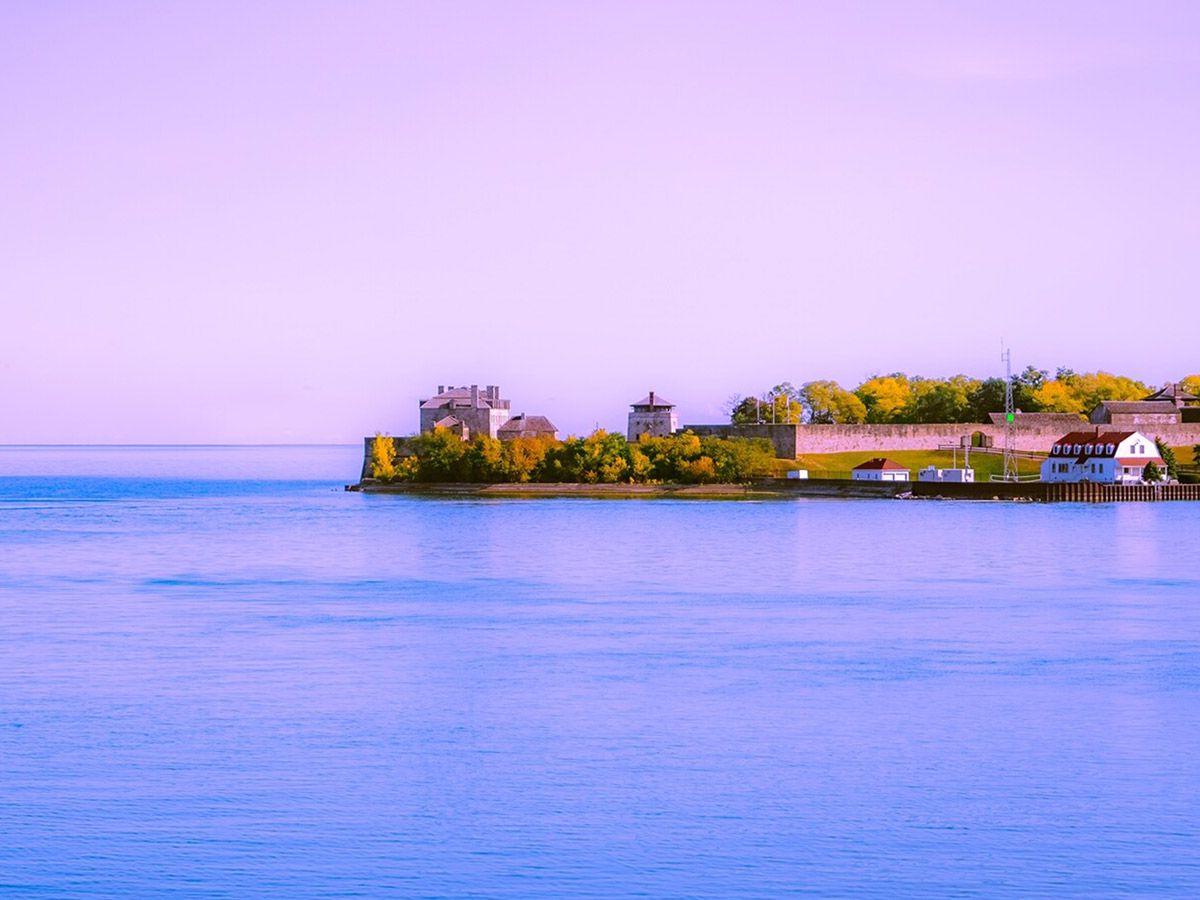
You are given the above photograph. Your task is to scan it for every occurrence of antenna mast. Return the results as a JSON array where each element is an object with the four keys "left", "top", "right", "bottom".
[{"left": 1002, "top": 342, "right": 1017, "bottom": 482}]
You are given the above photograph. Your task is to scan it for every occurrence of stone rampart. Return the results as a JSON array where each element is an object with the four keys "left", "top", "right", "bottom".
[{"left": 682, "top": 422, "right": 1200, "bottom": 459}]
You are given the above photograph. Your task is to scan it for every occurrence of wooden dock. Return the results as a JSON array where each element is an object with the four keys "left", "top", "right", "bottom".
[
  {"left": 1036, "top": 481, "right": 1200, "bottom": 503},
  {"left": 765, "top": 479, "right": 1200, "bottom": 502}
]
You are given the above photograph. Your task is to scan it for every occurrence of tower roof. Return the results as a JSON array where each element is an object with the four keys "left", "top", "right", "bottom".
[{"left": 631, "top": 391, "right": 674, "bottom": 409}]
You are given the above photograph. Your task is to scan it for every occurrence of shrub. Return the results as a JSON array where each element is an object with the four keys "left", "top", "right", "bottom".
[{"left": 1154, "top": 438, "right": 1178, "bottom": 481}]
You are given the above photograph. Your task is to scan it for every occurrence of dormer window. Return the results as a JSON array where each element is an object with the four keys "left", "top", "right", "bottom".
[
  {"left": 1052, "top": 445, "right": 1060, "bottom": 455},
  {"left": 1085, "top": 444, "right": 1094, "bottom": 454},
  {"left": 1073, "top": 444, "right": 1082, "bottom": 455},
  {"left": 1106, "top": 443, "right": 1115, "bottom": 454}
]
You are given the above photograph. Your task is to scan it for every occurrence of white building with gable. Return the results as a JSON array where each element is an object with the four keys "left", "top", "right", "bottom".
[
  {"left": 851, "top": 458, "right": 910, "bottom": 482},
  {"left": 1040, "top": 430, "right": 1167, "bottom": 484}
]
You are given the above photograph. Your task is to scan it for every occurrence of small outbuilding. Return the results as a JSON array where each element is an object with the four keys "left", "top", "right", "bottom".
[
  {"left": 851, "top": 458, "right": 910, "bottom": 482},
  {"left": 497, "top": 414, "right": 558, "bottom": 441},
  {"left": 1089, "top": 401, "right": 1179, "bottom": 427},
  {"left": 917, "top": 466, "right": 975, "bottom": 483}
]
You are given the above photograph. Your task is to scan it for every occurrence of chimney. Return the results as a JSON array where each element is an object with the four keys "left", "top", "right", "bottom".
[
  {"left": 438, "top": 385, "right": 445, "bottom": 394},
  {"left": 471, "top": 384, "right": 480, "bottom": 406},
  {"left": 649, "top": 390, "right": 656, "bottom": 406}
]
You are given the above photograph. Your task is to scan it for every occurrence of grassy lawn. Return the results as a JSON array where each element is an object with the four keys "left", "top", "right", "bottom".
[
  {"left": 782, "top": 444, "right": 1198, "bottom": 480},
  {"left": 788, "top": 449, "right": 1043, "bottom": 481}
]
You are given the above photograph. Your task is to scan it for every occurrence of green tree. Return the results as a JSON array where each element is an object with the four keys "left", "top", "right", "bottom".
[
  {"left": 802, "top": 380, "right": 867, "bottom": 424},
  {"left": 1142, "top": 460, "right": 1162, "bottom": 482},
  {"left": 582, "top": 429, "right": 633, "bottom": 483},
  {"left": 1017, "top": 365, "right": 1048, "bottom": 392},
  {"left": 729, "top": 384, "right": 803, "bottom": 424},
  {"left": 369, "top": 433, "right": 396, "bottom": 481},
  {"left": 901, "top": 376, "right": 978, "bottom": 423},
  {"left": 463, "top": 436, "right": 506, "bottom": 482},
  {"left": 640, "top": 431, "right": 704, "bottom": 481},
  {"left": 700, "top": 436, "right": 775, "bottom": 481},
  {"left": 1013, "top": 366, "right": 1048, "bottom": 411},
  {"left": 1154, "top": 438, "right": 1178, "bottom": 481},
  {"left": 538, "top": 436, "right": 588, "bottom": 482},
  {"left": 408, "top": 428, "right": 468, "bottom": 481}
]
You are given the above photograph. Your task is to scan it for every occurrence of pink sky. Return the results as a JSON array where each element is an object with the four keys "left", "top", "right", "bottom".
[{"left": 2, "top": 1, "right": 1198, "bottom": 442}]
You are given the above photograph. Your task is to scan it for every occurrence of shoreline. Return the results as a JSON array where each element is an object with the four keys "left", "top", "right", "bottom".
[{"left": 349, "top": 478, "right": 1200, "bottom": 502}]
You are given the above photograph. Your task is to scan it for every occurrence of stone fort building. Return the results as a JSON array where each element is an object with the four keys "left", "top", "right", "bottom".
[
  {"left": 627, "top": 391, "right": 678, "bottom": 441},
  {"left": 419, "top": 384, "right": 511, "bottom": 440}
]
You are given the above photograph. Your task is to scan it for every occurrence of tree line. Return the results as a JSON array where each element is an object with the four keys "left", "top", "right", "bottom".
[
  {"left": 728, "top": 371, "right": 1200, "bottom": 426},
  {"left": 369, "top": 430, "right": 778, "bottom": 485}
]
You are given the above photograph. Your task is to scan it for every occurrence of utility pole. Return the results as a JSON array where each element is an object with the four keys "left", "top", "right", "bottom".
[{"left": 1002, "top": 342, "right": 1017, "bottom": 482}]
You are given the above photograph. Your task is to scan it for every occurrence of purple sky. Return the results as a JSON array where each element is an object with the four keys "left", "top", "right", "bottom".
[{"left": 3, "top": 1, "right": 1198, "bottom": 442}]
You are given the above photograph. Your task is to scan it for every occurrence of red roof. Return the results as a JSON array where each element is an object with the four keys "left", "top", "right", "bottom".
[
  {"left": 1117, "top": 457, "right": 1165, "bottom": 467},
  {"left": 1052, "top": 431, "right": 1135, "bottom": 449},
  {"left": 1050, "top": 431, "right": 1138, "bottom": 461},
  {"left": 853, "top": 457, "right": 908, "bottom": 471}
]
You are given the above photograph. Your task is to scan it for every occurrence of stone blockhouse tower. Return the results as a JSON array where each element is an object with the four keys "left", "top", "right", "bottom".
[
  {"left": 627, "top": 391, "right": 678, "bottom": 441},
  {"left": 420, "top": 384, "right": 511, "bottom": 439}
]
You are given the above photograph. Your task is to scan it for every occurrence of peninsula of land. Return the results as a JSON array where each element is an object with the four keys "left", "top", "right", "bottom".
[{"left": 354, "top": 378, "right": 1200, "bottom": 501}]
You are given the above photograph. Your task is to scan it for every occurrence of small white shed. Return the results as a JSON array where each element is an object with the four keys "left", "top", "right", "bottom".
[
  {"left": 918, "top": 466, "right": 975, "bottom": 483},
  {"left": 851, "top": 458, "right": 910, "bottom": 482}
]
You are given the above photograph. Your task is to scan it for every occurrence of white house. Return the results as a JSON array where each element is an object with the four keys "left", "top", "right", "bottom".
[
  {"left": 1039, "top": 430, "right": 1167, "bottom": 484},
  {"left": 852, "top": 458, "right": 910, "bottom": 482}
]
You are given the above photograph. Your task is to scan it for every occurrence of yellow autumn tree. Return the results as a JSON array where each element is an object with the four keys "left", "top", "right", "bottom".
[
  {"left": 1180, "top": 375, "right": 1200, "bottom": 396},
  {"left": 1031, "top": 380, "right": 1085, "bottom": 414},
  {"left": 855, "top": 375, "right": 911, "bottom": 423},
  {"left": 803, "top": 380, "right": 867, "bottom": 424},
  {"left": 369, "top": 433, "right": 396, "bottom": 481},
  {"left": 1061, "top": 371, "right": 1147, "bottom": 414}
]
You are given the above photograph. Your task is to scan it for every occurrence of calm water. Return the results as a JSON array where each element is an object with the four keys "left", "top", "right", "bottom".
[{"left": 1, "top": 446, "right": 1198, "bottom": 898}]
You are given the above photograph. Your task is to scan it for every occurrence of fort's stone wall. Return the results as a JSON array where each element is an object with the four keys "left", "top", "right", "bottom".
[{"left": 683, "top": 422, "right": 1200, "bottom": 459}]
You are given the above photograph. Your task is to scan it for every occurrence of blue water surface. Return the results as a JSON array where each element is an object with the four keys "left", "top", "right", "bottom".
[{"left": 1, "top": 446, "right": 1197, "bottom": 898}]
